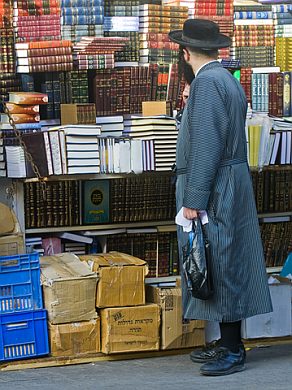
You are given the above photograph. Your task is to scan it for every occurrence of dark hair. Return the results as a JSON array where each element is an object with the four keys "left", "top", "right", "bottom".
[
  {"left": 178, "top": 46, "right": 195, "bottom": 85},
  {"left": 187, "top": 46, "right": 218, "bottom": 58}
]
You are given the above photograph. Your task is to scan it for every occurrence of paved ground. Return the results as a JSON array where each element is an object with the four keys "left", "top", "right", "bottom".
[{"left": 0, "top": 343, "right": 291, "bottom": 390}]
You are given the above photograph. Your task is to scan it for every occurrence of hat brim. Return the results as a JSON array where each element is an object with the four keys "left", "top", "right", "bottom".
[{"left": 169, "top": 30, "right": 232, "bottom": 49}]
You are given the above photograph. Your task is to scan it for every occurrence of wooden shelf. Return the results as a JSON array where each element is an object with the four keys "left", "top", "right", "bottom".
[
  {"left": 25, "top": 220, "right": 176, "bottom": 234},
  {"left": 22, "top": 170, "right": 173, "bottom": 182}
]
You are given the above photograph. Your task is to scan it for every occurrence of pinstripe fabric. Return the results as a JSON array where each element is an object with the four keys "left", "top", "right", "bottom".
[{"left": 176, "top": 61, "right": 273, "bottom": 322}]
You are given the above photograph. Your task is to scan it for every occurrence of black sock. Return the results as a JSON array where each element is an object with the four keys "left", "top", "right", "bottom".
[{"left": 219, "top": 321, "right": 242, "bottom": 353}]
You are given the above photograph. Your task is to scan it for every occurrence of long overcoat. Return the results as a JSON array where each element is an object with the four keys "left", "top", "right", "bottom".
[{"left": 176, "top": 61, "right": 273, "bottom": 322}]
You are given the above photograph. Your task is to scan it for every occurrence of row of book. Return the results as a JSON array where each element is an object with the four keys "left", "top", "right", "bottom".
[
  {"left": 260, "top": 221, "right": 292, "bottom": 268},
  {"left": 106, "top": 231, "right": 179, "bottom": 277},
  {"left": 25, "top": 229, "right": 179, "bottom": 279},
  {"left": 93, "top": 63, "right": 182, "bottom": 116},
  {"left": 251, "top": 167, "right": 292, "bottom": 214},
  {"left": 24, "top": 175, "right": 176, "bottom": 229}
]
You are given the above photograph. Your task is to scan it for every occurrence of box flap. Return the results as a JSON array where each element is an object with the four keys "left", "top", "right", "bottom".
[
  {"left": 40, "top": 253, "right": 97, "bottom": 285},
  {"left": 79, "top": 251, "right": 146, "bottom": 271}
]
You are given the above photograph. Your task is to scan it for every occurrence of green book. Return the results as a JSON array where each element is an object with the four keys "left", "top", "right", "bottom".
[{"left": 82, "top": 180, "right": 110, "bottom": 224}]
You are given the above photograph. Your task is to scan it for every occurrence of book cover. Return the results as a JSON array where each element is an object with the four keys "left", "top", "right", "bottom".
[{"left": 82, "top": 179, "right": 110, "bottom": 224}]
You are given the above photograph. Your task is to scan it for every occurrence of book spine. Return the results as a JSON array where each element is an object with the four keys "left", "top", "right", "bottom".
[
  {"left": 61, "top": 14, "right": 104, "bottom": 24},
  {"left": 283, "top": 72, "right": 291, "bottom": 117},
  {"left": 61, "top": 6, "right": 104, "bottom": 15}
]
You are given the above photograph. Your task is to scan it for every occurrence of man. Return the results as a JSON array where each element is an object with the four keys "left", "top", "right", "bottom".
[{"left": 169, "top": 19, "right": 272, "bottom": 376}]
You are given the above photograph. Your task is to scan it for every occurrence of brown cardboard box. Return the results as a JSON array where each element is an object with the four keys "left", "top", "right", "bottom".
[
  {"left": 142, "top": 101, "right": 172, "bottom": 116},
  {"left": 0, "top": 234, "right": 25, "bottom": 256},
  {"left": 146, "top": 286, "right": 205, "bottom": 350},
  {"left": 79, "top": 252, "right": 147, "bottom": 308},
  {"left": 0, "top": 202, "right": 23, "bottom": 236},
  {"left": 40, "top": 253, "right": 98, "bottom": 324},
  {"left": 49, "top": 318, "right": 100, "bottom": 357},
  {"left": 100, "top": 304, "right": 160, "bottom": 354}
]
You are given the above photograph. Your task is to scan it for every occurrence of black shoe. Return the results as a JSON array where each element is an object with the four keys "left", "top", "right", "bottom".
[
  {"left": 190, "top": 339, "right": 221, "bottom": 363},
  {"left": 190, "top": 341, "right": 246, "bottom": 364},
  {"left": 200, "top": 347, "right": 245, "bottom": 376}
]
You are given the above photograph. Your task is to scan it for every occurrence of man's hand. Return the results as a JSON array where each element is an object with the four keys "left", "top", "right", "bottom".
[{"left": 183, "top": 207, "right": 198, "bottom": 220}]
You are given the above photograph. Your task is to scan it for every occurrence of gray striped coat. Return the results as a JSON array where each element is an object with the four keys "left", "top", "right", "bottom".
[{"left": 176, "top": 61, "right": 273, "bottom": 322}]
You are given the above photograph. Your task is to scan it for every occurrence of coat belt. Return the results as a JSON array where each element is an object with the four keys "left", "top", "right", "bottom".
[{"left": 174, "top": 158, "right": 247, "bottom": 176}]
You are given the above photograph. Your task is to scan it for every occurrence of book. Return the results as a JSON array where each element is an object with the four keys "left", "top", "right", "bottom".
[
  {"left": 8, "top": 92, "right": 48, "bottom": 105},
  {"left": 58, "top": 232, "right": 93, "bottom": 244},
  {"left": 5, "top": 102, "right": 39, "bottom": 114},
  {"left": 50, "top": 124, "right": 102, "bottom": 136},
  {"left": 82, "top": 180, "right": 110, "bottom": 224}
]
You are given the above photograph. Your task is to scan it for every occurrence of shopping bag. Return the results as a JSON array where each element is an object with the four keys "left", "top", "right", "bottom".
[{"left": 182, "top": 218, "right": 214, "bottom": 300}]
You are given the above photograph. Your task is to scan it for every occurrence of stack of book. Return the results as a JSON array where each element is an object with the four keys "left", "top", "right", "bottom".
[
  {"left": 15, "top": 40, "right": 73, "bottom": 73},
  {"left": 104, "top": 0, "right": 140, "bottom": 65},
  {"left": 232, "top": 1, "right": 274, "bottom": 67},
  {"left": 73, "top": 36, "right": 129, "bottom": 70},
  {"left": 0, "top": 27, "right": 15, "bottom": 73},
  {"left": 138, "top": 4, "right": 187, "bottom": 64},
  {"left": 95, "top": 115, "right": 124, "bottom": 137},
  {"left": 60, "top": 0, "right": 104, "bottom": 43},
  {"left": 123, "top": 115, "right": 178, "bottom": 171},
  {"left": 3, "top": 91, "right": 48, "bottom": 178},
  {"left": 14, "top": 14, "right": 61, "bottom": 42}
]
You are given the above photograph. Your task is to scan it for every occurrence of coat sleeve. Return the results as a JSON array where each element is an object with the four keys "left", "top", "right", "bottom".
[{"left": 183, "top": 74, "right": 229, "bottom": 210}]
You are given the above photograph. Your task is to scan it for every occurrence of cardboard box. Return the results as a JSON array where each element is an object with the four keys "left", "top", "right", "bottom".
[
  {"left": 142, "top": 101, "right": 172, "bottom": 116},
  {"left": 49, "top": 318, "right": 100, "bottom": 357},
  {"left": 0, "top": 203, "right": 18, "bottom": 235},
  {"left": 242, "top": 276, "right": 292, "bottom": 339},
  {"left": 40, "top": 253, "right": 98, "bottom": 324},
  {"left": 100, "top": 304, "right": 160, "bottom": 354},
  {"left": 60, "top": 103, "right": 96, "bottom": 125},
  {"left": 0, "top": 233, "right": 25, "bottom": 256},
  {"left": 79, "top": 252, "right": 147, "bottom": 308},
  {"left": 146, "top": 286, "right": 205, "bottom": 350}
]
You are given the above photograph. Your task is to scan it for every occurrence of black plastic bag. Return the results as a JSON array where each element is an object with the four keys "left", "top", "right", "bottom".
[{"left": 182, "top": 219, "right": 214, "bottom": 300}]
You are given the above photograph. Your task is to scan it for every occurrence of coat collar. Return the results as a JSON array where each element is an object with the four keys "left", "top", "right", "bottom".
[{"left": 196, "top": 60, "right": 222, "bottom": 77}]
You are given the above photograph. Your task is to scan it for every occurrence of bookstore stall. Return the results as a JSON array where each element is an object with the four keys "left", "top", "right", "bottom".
[{"left": 0, "top": 0, "right": 291, "bottom": 368}]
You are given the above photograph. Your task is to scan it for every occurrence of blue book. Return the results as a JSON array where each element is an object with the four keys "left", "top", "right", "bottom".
[
  {"left": 82, "top": 180, "right": 110, "bottom": 224},
  {"left": 61, "top": 0, "right": 104, "bottom": 6}
]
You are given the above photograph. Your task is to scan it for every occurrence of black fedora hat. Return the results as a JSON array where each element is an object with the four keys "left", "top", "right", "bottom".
[{"left": 169, "top": 19, "right": 231, "bottom": 50}]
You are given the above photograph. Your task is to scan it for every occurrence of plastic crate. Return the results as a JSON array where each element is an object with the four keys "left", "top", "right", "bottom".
[
  {"left": 0, "top": 309, "right": 49, "bottom": 361},
  {"left": 0, "top": 252, "right": 43, "bottom": 314}
]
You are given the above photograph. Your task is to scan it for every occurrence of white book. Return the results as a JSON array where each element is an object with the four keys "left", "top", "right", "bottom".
[
  {"left": 251, "top": 67, "right": 280, "bottom": 74},
  {"left": 67, "top": 150, "right": 99, "bottom": 159},
  {"left": 58, "top": 232, "right": 93, "bottom": 244},
  {"left": 65, "top": 135, "right": 99, "bottom": 144},
  {"left": 119, "top": 139, "right": 131, "bottom": 173},
  {"left": 48, "top": 130, "right": 63, "bottom": 176},
  {"left": 280, "top": 131, "right": 287, "bottom": 165},
  {"left": 66, "top": 143, "right": 99, "bottom": 151},
  {"left": 52, "top": 125, "right": 101, "bottom": 136},
  {"left": 95, "top": 115, "right": 124, "bottom": 124},
  {"left": 130, "top": 139, "right": 143, "bottom": 174},
  {"left": 67, "top": 158, "right": 100, "bottom": 167},
  {"left": 5, "top": 146, "right": 27, "bottom": 178},
  {"left": 286, "top": 131, "right": 291, "bottom": 164},
  {"left": 270, "top": 132, "right": 281, "bottom": 164},
  {"left": 67, "top": 166, "right": 101, "bottom": 174}
]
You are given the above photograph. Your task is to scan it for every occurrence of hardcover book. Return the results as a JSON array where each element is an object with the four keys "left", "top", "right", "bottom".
[{"left": 82, "top": 179, "right": 110, "bottom": 224}]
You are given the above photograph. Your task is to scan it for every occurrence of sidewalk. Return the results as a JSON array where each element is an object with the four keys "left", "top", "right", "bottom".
[{"left": 0, "top": 343, "right": 291, "bottom": 390}]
